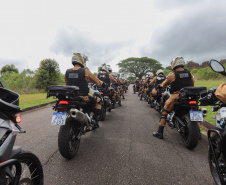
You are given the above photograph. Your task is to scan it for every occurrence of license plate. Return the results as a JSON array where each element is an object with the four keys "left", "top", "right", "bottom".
[
  {"left": 190, "top": 111, "right": 203, "bottom": 121},
  {"left": 51, "top": 113, "right": 67, "bottom": 125}
]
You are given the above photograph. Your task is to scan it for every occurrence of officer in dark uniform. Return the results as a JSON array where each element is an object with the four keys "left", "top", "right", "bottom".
[
  {"left": 65, "top": 53, "right": 105, "bottom": 128},
  {"left": 98, "top": 65, "right": 117, "bottom": 107},
  {"left": 153, "top": 57, "right": 194, "bottom": 139},
  {"left": 149, "top": 69, "right": 166, "bottom": 106}
]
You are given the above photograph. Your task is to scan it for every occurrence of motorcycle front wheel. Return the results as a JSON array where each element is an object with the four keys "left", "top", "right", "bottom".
[
  {"left": 208, "top": 133, "right": 226, "bottom": 185},
  {"left": 58, "top": 117, "right": 81, "bottom": 159},
  {"left": 12, "top": 150, "right": 44, "bottom": 185},
  {"left": 181, "top": 114, "right": 199, "bottom": 150}
]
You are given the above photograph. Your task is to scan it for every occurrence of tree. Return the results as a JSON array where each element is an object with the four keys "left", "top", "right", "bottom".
[
  {"left": 186, "top": 61, "right": 199, "bottom": 70},
  {"left": 0, "top": 64, "right": 19, "bottom": 75},
  {"left": 35, "top": 59, "right": 61, "bottom": 91},
  {"left": 117, "top": 57, "right": 163, "bottom": 79}
]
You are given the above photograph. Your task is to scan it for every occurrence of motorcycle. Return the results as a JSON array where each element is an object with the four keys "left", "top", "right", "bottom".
[
  {"left": 47, "top": 85, "right": 100, "bottom": 159},
  {"left": 201, "top": 59, "right": 226, "bottom": 184},
  {"left": 150, "top": 87, "right": 166, "bottom": 113},
  {"left": 133, "top": 83, "right": 140, "bottom": 94},
  {"left": 95, "top": 86, "right": 112, "bottom": 118},
  {"left": 0, "top": 87, "right": 44, "bottom": 184},
  {"left": 164, "top": 86, "right": 207, "bottom": 149}
]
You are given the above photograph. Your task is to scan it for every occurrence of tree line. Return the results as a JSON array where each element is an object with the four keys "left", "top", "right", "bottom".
[{"left": 0, "top": 59, "right": 64, "bottom": 94}]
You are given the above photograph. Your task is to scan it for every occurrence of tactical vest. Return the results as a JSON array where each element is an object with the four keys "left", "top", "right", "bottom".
[
  {"left": 148, "top": 78, "right": 154, "bottom": 89},
  {"left": 65, "top": 68, "right": 89, "bottom": 95},
  {"left": 170, "top": 69, "right": 192, "bottom": 94},
  {"left": 155, "top": 75, "right": 166, "bottom": 86},
  {"left": 98, "top": 72, "right": 110, "bottom": 85}
]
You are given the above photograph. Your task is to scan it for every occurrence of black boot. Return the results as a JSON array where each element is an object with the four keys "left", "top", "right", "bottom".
[
  {"left": 140, "top": 96, "right": 142, "bottom": 101},
  {"left": 111, "top": 101, "right": 115, "bottom": 109},
  {"left": 153, "top": 126, "right": 164, "bottom": 139},
  {"left": 123, "top": 96, "right": 125, "bottom": 99},
  {"left": 118, "top": 101, "right": 122, "bottom": 106},
  {"left": 93, "top": 109, "right": 101, "bottom": 129}
]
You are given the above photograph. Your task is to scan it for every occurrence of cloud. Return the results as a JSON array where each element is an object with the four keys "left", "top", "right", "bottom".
[
  {"left": 50, "top": 27, "right": 132, "bottom": 72},
  {"left": 142, "top": 0, "right": 226, "bottom": 67}
]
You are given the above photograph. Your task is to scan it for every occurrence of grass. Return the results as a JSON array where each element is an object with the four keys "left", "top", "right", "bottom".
[
  {"left": 195, "top": 80, "right": 225, "bottom": 124},
  {"left": 19, "top": 93, "right": 55, "bottom": 109}
]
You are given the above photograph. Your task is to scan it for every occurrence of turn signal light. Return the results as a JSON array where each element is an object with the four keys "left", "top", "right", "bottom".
[
  {"left": 59, "top": 100, "right": 69, "bottom": 105},
  {"left": 15, "top": 115, "right": 21, "bottom": 123},
  {"left": 100, "top": 92, "right": 104, "bottom": 95},
  {"left": 188, "top": 101, "right": 197, "bottom": 105}
]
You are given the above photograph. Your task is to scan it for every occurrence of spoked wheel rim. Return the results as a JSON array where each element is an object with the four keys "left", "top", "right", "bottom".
[{"left": 68, "top": 127, "right": 80, "bottom": 153}]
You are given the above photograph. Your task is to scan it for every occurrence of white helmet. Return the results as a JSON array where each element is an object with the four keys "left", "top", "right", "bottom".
[
  {"left": 72, "top": 53, "right": 88, "bottom": 67},
  {"left": 136, "top": 77, "right": 139, "bottom": 80},
  {"left": 149, "top": 72, "right": 154, "bottom": 77},
  {"left": 171, "top": 56, "right": 185, "bottom": 70},
  {"left": 108, "top": 67, "right": 112, "bottom": 72},
  {"left": 156, "top": 69, "right": 164, "bottom": 75}
]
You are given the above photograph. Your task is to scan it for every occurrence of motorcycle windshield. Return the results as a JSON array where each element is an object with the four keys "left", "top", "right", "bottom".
[{"left": 0, "top": 77, "right": 7, "bottom": 88}]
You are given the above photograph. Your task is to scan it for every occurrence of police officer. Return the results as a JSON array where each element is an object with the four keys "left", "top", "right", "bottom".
[
  {"left": 65, "top": 53, "right": 105, "bottom": 128},
  {"left": 149, "top": 69, "right": 166, "bottom": 107},
  {"left": 143, "top": 72, "right": 154, "bottom": 102},
  {"left": 98, "top": 65, "right": 117, "bottom": 108},
  {"left": 113, "top": 73, "right": 122, "bottom": 106},
  {"left": 153, "top": 57, "right": 194, "bottom": 139}
]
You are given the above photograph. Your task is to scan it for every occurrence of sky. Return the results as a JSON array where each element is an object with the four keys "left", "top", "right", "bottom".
[{"left": 0, "top": 0, "right": 226, "bottom": 74}]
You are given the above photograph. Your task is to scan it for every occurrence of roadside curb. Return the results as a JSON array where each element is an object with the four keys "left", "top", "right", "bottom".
[
  {"left": 22, "top": 101, "right": 56, "bottom": 112},
  {"left": 200, "top": 119, "right": 214, "bottom": 131}
]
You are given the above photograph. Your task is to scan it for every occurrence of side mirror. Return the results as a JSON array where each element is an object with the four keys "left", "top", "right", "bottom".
[{"left": 209, "top": 59, "right": 226, "bottom": 76}]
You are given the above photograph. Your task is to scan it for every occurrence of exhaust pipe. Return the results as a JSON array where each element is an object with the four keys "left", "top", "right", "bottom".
[
  {"left": 201, "top": 108, "right": 208, "bottom": 117},
  {"left": 104, "top": 96, "right": 111, "bottom": 107},
  {"left": 70, "top": 108, "right": 88, "bottom": 123}
]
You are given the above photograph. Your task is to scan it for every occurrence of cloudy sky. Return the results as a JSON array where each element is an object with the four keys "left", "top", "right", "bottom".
[{"left": 1, "top": 0, "right": 226, "bottom": 73}]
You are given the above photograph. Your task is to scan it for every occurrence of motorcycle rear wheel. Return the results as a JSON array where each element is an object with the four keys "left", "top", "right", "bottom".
[
  {"left": 12, "top": 150, "right": 44, "bottom": 185},
  {"left": 58, "top": 117, "right": 81, "bottom": 159},
  {"left": 208, "top": 133, "right": 226, "bottom": 185},
  {"left": 181, "top": 114, "right": 199, "bottom": 150}
]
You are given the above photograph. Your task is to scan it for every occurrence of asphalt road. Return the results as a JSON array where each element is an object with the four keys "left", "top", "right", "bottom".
[{"left": 15, "top": 86, "right": 215, "bottom": 185}]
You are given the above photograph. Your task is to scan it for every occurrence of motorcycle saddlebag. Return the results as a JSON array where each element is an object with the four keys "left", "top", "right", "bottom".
[{"left": 47, "top": 85, "right": 79, "bottom": 98}]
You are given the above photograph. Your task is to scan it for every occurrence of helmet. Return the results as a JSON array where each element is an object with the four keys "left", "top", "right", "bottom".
[
  {"left": 136, "top": 77, "right": 139, "bottom": 80},
  {"left": 72, "top": 53, "right": 88, "bottom": 67},
  {"left": 112, "top": 72, "right": 117, "bottom": 78},
  {"left": 108, "top": 67, "right": 112, "bottom": 73},
  {"left": 156, "top": 69, "right": 164, "bottom": 75},
  {"left": 102, "top": 65, "right": 108, "bottom": 72},
  {"left": 171, "top": 56, "right": 185, "bottom": 70},
  {"left": 142, "top": 77, "right": 145, "bottom": 80},
  {"left": 150, "top": 72, "right": 154, "bottom": 78}
]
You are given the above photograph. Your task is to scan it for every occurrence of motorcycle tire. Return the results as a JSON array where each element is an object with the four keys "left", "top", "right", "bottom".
[
  {"left": 12, "top": 150, "right": 44, "bottom": 185},
  {"left": 181, "top": 114, "right": 199, "bottom": 150},
  {"left": 208, "top": 133, "right": 225, "bottom": 185},
  {"left": 100, "top": 104, "right": 106, "bottom": 121},
  {"left": 58, "top": 117, "right": 81, "bottom": 159}
]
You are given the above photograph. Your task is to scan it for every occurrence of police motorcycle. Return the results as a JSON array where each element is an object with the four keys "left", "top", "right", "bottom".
[
  {"left": 0, "top": 86, "right": 44, "bottom": 184},
  {"left": 160, "top": 84, "right": 207, "bottom": 149},
  {"left": 133, "top": 79, "right": 140, "bottom": 94},
  {"left": 200, "top": 59, "right": 226, "bottom": 185},
  {"left": 151, "top": 86, "right": 166, "bottom": 113},
  {"left": 47, "top": 85, "right": 103, "bottom": 159},
  {"left": 91, "top": 83, "right": 111, "bottom": 120}
]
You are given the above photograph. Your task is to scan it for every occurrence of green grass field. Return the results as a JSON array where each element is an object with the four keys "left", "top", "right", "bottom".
[
  {"left": 195, "top": 80, "right": 225, "bottom": 124},
  {"left": 19, "top": 93, "right": 55, "bottom": 109}
]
